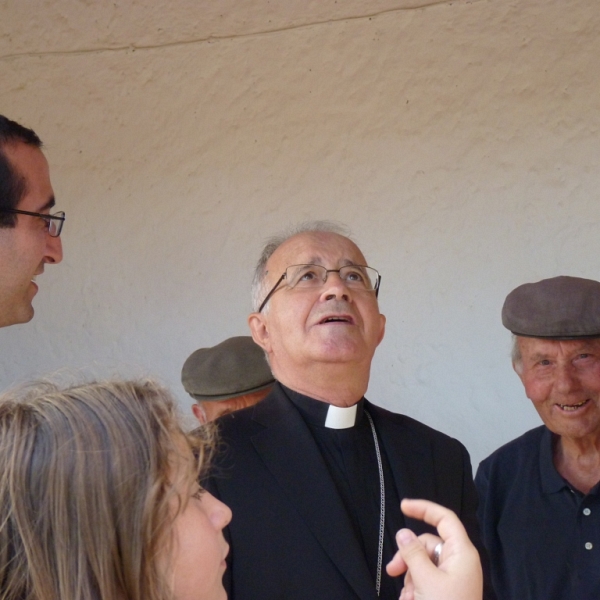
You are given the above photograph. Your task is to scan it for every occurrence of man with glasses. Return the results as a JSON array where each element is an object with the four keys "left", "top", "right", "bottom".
[
  {"left": 207, "top": 222, "right": 489, "bottom": 600},
  {"left": 0, "top": 115, "right": 64, "bottom": 328}
]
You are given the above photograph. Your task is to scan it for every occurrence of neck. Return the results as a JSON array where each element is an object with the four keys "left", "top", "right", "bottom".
[
  {"left": 273, "top": 361, "right": 370, "bottom": 407},
  {"left": 554, "top": 433, "right": 600, "bottom": 494}
]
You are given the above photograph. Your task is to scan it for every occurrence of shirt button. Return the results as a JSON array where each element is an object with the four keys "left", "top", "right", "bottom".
[
  {"left": 583, "top": 508, "right": 592, "bottom": 516},
  {"left": 585, "top": 542, "right": 593, "bottom": 550}
]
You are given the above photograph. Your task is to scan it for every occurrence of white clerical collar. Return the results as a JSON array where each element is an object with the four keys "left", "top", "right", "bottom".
[
  {"left": 324, "top": 403, "right": 358, "bottom": 429},
  {"left": 282, "top": 384, "right": 363, "bottom": 428}
]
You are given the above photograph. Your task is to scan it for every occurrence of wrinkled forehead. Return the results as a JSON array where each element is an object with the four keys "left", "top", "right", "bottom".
[
  {"left": 266, "top": 232, "right": 368, "bottom": 277},
  {"left": 518, "top": 335, "right": 600, "bottom": 357}
]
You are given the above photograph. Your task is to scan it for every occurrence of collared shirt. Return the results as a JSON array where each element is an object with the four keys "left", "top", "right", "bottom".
[
  {"left": 283, "top": 385, "right": 403, "bottom": 599},
  {"left": 476, "top": 425, "right": 600, "bottom": 600}
]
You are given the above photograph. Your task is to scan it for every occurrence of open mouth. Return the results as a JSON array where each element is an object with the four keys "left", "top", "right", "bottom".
[
  {"left": 319, "top": 315, "right": 354, "bottom": 324},
  {"left": 557, "top": 399, "right": 590, "bottom": 412}
]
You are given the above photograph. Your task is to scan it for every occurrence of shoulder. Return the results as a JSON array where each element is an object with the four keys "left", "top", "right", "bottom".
[
  {"left": 214, "top": 399, "right": 264, "bottom": 439},
  {"left": 366, "top": 402, "right": 473, "bottom": 485},
  {"left": 479, "top": 425, "right": 545, "bottom": 468},
  {"left": 476, "top": 425, "right": 545, "bottom": 489},
  {"left": 366, "top": 401, "right": 466, "bottom": 449},
  {"left": 213, "top": 385, "right": 291, "bottom": 443}
]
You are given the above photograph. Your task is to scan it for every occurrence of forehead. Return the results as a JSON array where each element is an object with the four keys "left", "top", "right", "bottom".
[
  {"left": 267, "top": 232, "right": 367, "bottom": 275},
  {"left": 519, "top": 336, "right": 600, "bottom": 358},
  {"left": 3, "top": 142, "right": 53, "bottom": 211}
]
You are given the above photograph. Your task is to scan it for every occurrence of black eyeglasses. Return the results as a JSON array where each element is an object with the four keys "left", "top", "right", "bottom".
[
  {"left": 258, "top": 264, "right": 381, "bottom": 312},
  {"left": 2, "top": 208, "right": 66, "bottom": 237}
]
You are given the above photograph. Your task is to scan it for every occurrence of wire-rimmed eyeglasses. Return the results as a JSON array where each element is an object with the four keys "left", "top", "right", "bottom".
[
  {"left": 258, "top": 264, "right": 381, "bottom": 312},
  {"left": 2, "top": 208, "right": 66, "bottom": 237}
]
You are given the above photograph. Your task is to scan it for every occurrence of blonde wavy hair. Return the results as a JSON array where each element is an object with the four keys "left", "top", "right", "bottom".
[{"left": 0, "top": 378, "right": 213, "bottom": 600}]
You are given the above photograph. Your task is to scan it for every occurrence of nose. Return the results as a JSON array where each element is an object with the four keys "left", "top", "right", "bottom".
[
  {"left": 44, "top": 234, "right": 63, "bottom": 264},
  {"left": 555, "top": 364, "right": 580, "bottom": 395},
  {"left": 205, "top": 491, "right": 233, "bottom": 530},
  {"left": 321, "top": 270, "right": 351, "bottom": 302}
]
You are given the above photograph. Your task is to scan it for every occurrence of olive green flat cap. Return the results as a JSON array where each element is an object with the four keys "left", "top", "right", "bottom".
[
  {"left": 181, "top": 336, "right": 274, "bottom": 401},
  {"left": 502, "top": 276, "right": 600, "bottom": 339}
]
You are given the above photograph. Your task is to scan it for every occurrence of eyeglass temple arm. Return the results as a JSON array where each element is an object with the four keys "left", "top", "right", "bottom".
[{"left": 258, "top": 272, "right": 288, "bottom": 313}]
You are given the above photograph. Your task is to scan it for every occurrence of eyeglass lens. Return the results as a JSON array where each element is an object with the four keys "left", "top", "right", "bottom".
[
  {"left": 286, "top": 264, "right": 377, "bottom": 290},
  {"left": 47, "top": 212, "right": 65, "bottom": 237}
]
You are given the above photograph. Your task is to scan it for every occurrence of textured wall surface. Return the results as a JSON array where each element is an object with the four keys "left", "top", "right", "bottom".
[{"left": 1, "top": 0, "right": 599, "bottom": 466}]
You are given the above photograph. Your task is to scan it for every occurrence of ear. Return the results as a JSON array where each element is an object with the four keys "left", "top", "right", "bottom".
[
  {"left": 248, "top": 312, "right": 272, "bottom": 354},
  {"left": 192, "top": 403, "right": 207, "bottom": 425},
  {"left": 376, "top": 313, "right": 386, "bottom": 346},
  {"left": 512, "top": 360, "right": 524, "bottom": 378}
]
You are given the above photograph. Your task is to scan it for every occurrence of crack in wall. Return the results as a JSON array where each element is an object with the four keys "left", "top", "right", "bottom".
[{"left": 0, "top": 0, "right": 484, "bottom": 61}]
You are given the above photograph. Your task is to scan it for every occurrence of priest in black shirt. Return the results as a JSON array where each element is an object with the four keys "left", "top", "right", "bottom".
[{"left": 206, "top": 222, "right": 488, "bottom": 600}]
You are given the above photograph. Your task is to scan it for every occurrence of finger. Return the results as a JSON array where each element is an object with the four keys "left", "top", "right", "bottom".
[
  {"left": 392, "top": 527, "right": 440, "bottom": 583},
  {"left": 393, "top": 532, "right": 444, "bottom": 567},
  {"left": 387, "top": 532, "right": 444, "bottom": 576},
  {"left": 400, "top": 498, "right": 471, "bottom": 545},
  {"left": 401, "top": 569, "right": 415, "bottom": 600},
  {"left": 414, "top": 533, "right": 443, "bottom": 555},
  {"left": 386, "top": 528, "right": 414, "bottom": 576}
]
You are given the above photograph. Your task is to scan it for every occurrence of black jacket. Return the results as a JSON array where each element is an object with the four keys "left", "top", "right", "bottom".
[{"left": 207, "top": 382, "right": 487, "bottom": 600}]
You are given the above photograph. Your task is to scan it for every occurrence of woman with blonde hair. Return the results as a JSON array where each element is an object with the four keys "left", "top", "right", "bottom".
[
  {"left": 0, "top": 378, "right": 231, "bottom": 600},
  {"left": 0, "top": 376, "right": 482, "bottom": 600}
]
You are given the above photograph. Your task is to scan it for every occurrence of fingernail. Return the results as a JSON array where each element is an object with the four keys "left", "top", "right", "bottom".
[{"left": 397, "top": 529, "right": 413, "bottom": 546}]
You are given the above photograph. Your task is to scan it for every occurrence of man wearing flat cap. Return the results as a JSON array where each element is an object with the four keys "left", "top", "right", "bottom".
[
  {"left": 476, "top": 276, "right": 600, "bottom": 600},
  {"left": 182, "top": 336, "right": 274, "bottom": 423}
]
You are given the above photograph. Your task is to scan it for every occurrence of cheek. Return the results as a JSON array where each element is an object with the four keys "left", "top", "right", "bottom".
[
  {"left": 580, "top": 366, "right": 600, "bottom": 391},
  {"left": 522, "top": 378, "right": 550, "bottom": 405},
  {"left": 170, "top": 509, "right": 221, "bottom": 598},
  {"left": 269, "top": 303, "right": 307, "bottom": 340}
]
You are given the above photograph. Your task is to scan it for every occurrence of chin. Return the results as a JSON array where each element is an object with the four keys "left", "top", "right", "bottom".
[
  {"left": 21, "top": 308, "right": 35, "bottom": 323},
  {"left": 6, "top": 307, "right": 34, "bottom": 327}
]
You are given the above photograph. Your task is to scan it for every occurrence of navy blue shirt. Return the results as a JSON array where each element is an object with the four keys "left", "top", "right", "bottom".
[{"left": 476, "top": 426, "right": 600, "bottom": 600}]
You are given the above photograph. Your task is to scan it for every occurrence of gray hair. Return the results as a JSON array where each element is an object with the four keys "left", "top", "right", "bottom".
[
  {"left": 250, "top": 220, "right": 351, "bottom": 312},
  {"left": 511, "top": 335, "right": 523, "bottom": 373}
]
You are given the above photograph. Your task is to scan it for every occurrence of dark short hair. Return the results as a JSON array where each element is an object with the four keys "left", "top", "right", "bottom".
[{"left": 0, "top": 115, "right": 43, "bottom": 228}]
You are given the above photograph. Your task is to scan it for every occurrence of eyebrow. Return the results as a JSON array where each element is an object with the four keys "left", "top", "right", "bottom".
[
  {"left": 528, "top": 353, "right": 551, "bottom": 362},
  {"left": 36, "top": 195, "right": 56, "bottom": 213},
  {"left": 528, "top": 344, "right": 598, "bottom": 362},
  {"left": 302, "top": 258, "right": 360, "bottom": 267}
]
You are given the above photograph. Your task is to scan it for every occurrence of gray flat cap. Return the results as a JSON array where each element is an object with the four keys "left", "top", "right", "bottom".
[
  {"left": 181, "top": 336, "right": 274, "bottom": 401},
  {"left": 502, "top": 276, "right": 600, "bottom": 339}
]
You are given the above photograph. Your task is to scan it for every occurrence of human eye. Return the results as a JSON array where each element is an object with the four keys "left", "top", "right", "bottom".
[
  {"left": 574, "top": 353, "right": 595, "bottom": 365},
  {"left": 192, "top": 487, "right": 206, "bottom": 501},
  {"left": 342, "top": 267, "right": 367, "bottom": 286},
  {"left": 300, "top": 270, "right": 318, "bottom": 281},
  {"left": 291, "top": 266, "right": 322, "bottom": 287}
]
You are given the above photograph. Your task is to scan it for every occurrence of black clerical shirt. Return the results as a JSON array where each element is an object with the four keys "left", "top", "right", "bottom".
[
  {"left": 476, "top": 425, "right": 600, "bottom": 600},
  {"left": 284, "top": 385, "right": 404, "bottom": 599}
]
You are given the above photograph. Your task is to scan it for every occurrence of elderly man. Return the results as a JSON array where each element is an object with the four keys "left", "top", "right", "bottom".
[
  {"left": 476, "top": 276, "right": 600, "bottom": 600},
  {"left": 182, "top": 336, "right": 274, "bottom": 423},
  {"left": 207, "top": 222, "right": 488, "bottom": 600},
  {"left": 0, "top": 115, "right": 64, "bottom": 328}
]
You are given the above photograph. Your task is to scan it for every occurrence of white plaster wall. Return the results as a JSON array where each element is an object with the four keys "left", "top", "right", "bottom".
[{"left": 1, "top": 0, "right": 599, "bottom": 466}]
